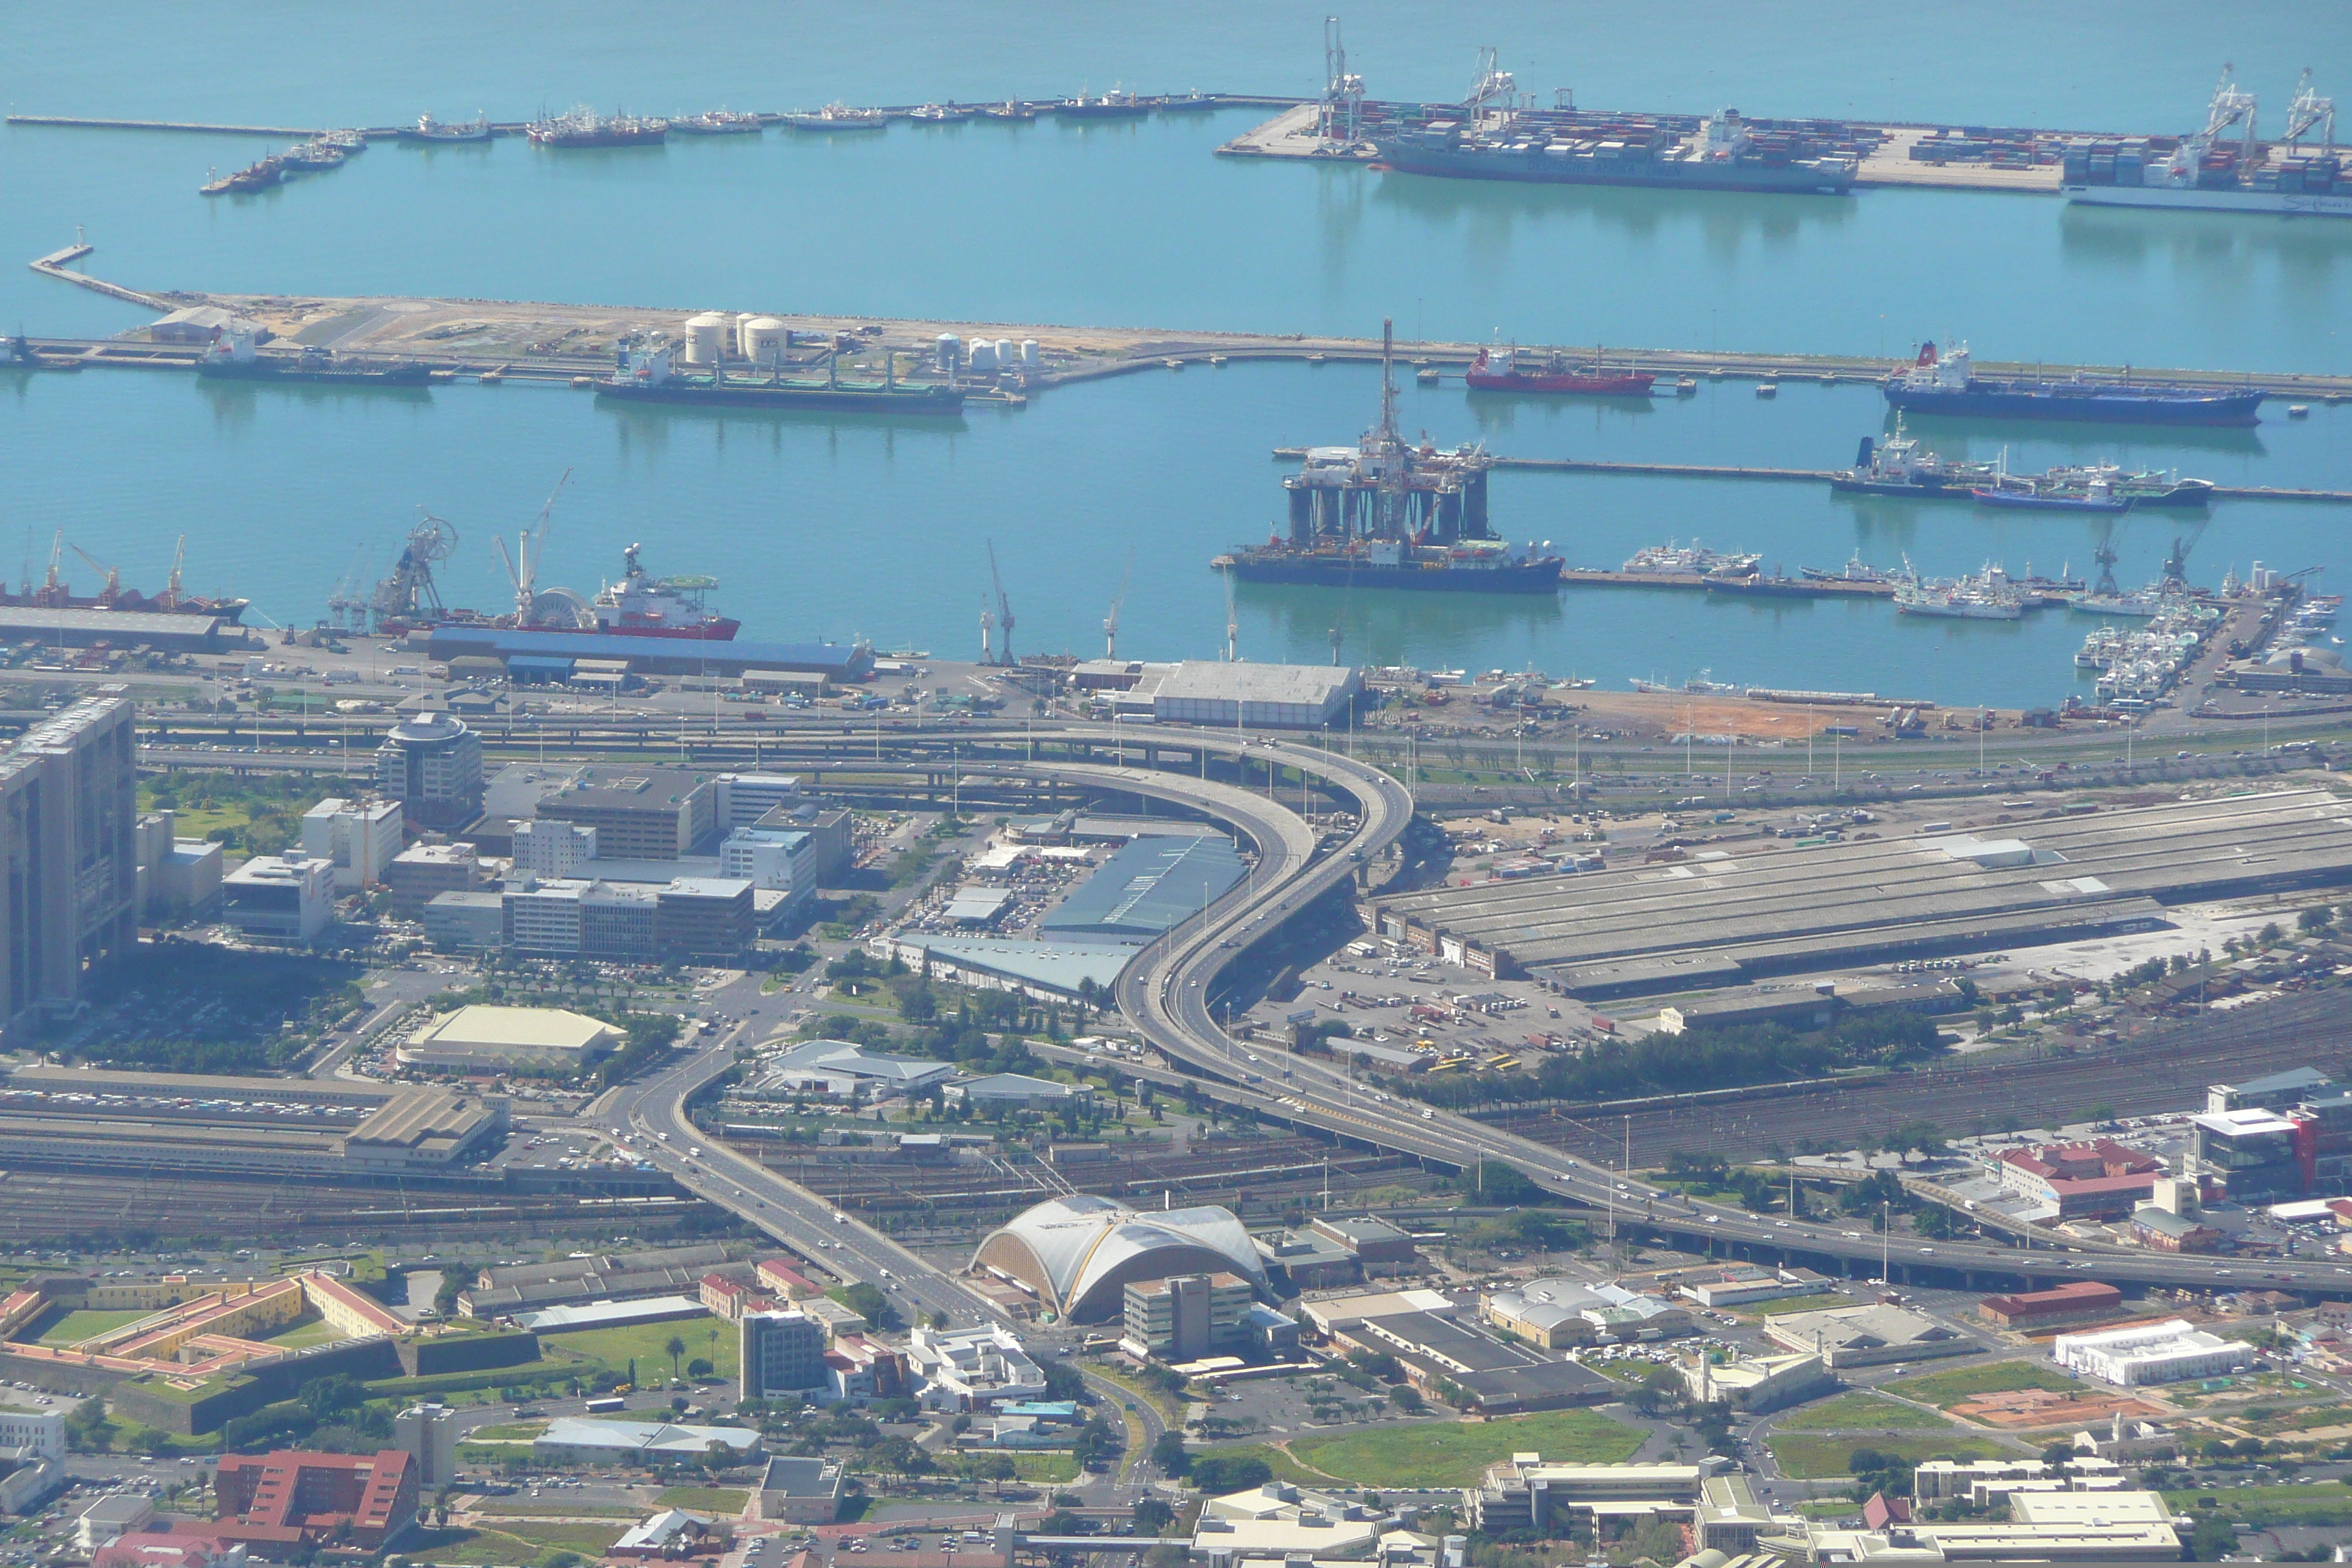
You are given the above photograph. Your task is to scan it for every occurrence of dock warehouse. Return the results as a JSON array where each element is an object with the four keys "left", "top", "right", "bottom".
[
  {"left": 421, "top": 627, "right": 874, "bottom": 683},
  {"left": 0, "top": 608, "right": 233, "bottom": 653},
  {"left": 1371, "top": 790, "right": 2352, "bottom": 996}
]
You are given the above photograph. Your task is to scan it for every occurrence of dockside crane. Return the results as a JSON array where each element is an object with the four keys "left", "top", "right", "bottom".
[
  {"left": 494, "top": 468, "right": 573, "bottom": 622},
  {"left": 67, "top": 544, "right": 121, "bottom": 606},
  {"left": 160, "top": 536, "right": 188, "bottom": 611},
  {"left": 986, "top": 539, "right": 1015, "bottom": 666},
  {"left": 32, "top": 531, "right": 67, "bottom": 606},
  {"left": 1103, "top": 547, "right": 1134, "bottom": 659}
]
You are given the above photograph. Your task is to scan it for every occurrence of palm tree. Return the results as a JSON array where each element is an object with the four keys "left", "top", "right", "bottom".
[{"left": 665, "top": 1333, "right": 687, "bottom": 1382}]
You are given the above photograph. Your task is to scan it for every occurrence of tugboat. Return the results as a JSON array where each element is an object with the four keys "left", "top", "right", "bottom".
[
  {"left": 1215, "top": 321, "right": 1563, "bottom": 593},
  {"left": 1464, "top": 344, "right": 1655, "bottom": 397}
]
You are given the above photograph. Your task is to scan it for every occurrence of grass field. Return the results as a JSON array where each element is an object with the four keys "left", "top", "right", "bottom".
[
  {"left": 1883, "top": 1362, "right": 2085, "bottom": 1409},
  {"left": 2166, "top": 1484, "right": 2352, "bottom": 1528},
  {"left": 535, "top": 1315, "right": 736, "bottom": 1384},
  {"left": 1189, "top": 1443, "right": 1328, "bottom": 1487},
  {"left": 1288, "top": 1410, "right": 1643, "bottom": 1488},
  {"left": 262, "top": 1313, "right": 353, "bottom": 1349},
  {"left": 31, "top": 1307, "right": 152, "bottom": 1344},
  {"left": 404, "top": 1523, "right": 627, "bottom": 1564},
  {"left": 1771, "top": 1392, "right": 1934, "bottom": 1433},
  {"left": 473, "top": 1504, "right": 641, "bottom": 1520},
  {"left": 1770, "top": 1433, "right": 2010, "bottom": 1480},
  {"left": 656, "top": 1488, "right": 748, "bottom": 1512},
  {"left": 469, "top": 1422, "right": 550, "bottom": 1441}
]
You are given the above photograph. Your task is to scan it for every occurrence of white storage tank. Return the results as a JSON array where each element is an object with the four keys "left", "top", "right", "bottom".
[
  {"left": 934, "top": 333, "right": 961, "bottom": 373},
  {"left": 742, "top": 316, "right": 787, "bottom": 366},
  {"left": 682, "top": 312, "right": 728, "bottom": 367},
  {"left": 734, "top": 312, "right": 757, "bottom": 358},
  {"left": 968, "top": 339, "right": 1000, "bottom": 374},
  {"left": 1019, "top": 339, "right": 1040, "bottom": 369}
]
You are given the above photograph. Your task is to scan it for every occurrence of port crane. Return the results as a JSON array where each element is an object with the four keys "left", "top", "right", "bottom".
[
  {"left": 368, "top": 510, "right": 459, "bottom": 633},
  {"left": 31, "top": 531, "right": 67, "bottom": 606},
  {"left": 67, "top": 544, "right": 121, "bottom": 605},
  {"left": 1103, "top": 547, "right": 1134, "bottom": 659},
  {"left": 493, "top": 469, "right": 576, "bottom": 625},
  {"left": 159, "top": 536, "right": 188, "bottom": 611},
  {"left": 2285, "top": 68, "right": 2336, "bottom": 151},
  {"left": 985, "top": 539, "right": 1015, "bottom": 666},
  {"left": 1464, "top": 46, "right": 1517, "bottom": 136},
  {"left": 1319, "top": 16, "right": 1364, "bottom": 148}
]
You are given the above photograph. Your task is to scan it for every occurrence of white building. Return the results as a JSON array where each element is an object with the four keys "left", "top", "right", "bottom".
[
  {"left": 220, "top": 853, "right": 336, "bottom": 944},
  {"left": 2053, "top": 1318, "right": 2255, "bottom": 1386},
  {"left": 513, "top": 818, "right": 598, "bottom": 876},
  {"left": 533, "top": 1417, "right": 763, "bottom": 1464},
  {"left": 298, "top": 797, "right": 404, "bottom": 891},
  {"left": 720, "top": 826, "right": 818, "bottom": 907},
  {"left": 715, "top": 774, "right": 803, "bottom": 831},
  {"left": 1191, "top": 1481, "right": 1399, "bottom": 1561},
  {"left": 1146, "top": 662, "right": 1361, "bottom": 730},
  {"left": 905, "top": 1323, "right": 1047, "bottom": 1411},
  {"left": 397, "top": 1005, "right": 622, "bottom": 1074},
  {"left": 505, "top": 878, "right": 589, "bottom": 954},
  {"left": 393, "top": 1402, "right": 459, "bottom": 1486},
  {"left": 0, "top": 1406, "right": 65, "bottom": 1460}
]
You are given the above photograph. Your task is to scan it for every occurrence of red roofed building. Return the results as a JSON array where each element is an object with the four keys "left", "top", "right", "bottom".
[
  {"left": 701, "top": 1274, "right": 757, "bottom": 1321},
  {"left": 1993, "top": 1139, "right": 2165, "bottom": 1219},
  {"left": 214, "top": 1449, "right": 418, "bottom": 1551},
  {"left": 757, "top": 1258, "right": 818, "bottom": 1299},
  {"left": 1977, "top": 1281, "right": 2125, "bottom": 1330},
  {"left": 1861, "top": 1493, "right": 1912, "bottom": 1531},
  {"left": 93, "top": 1533, "right": 238, "bottom": 1568}
]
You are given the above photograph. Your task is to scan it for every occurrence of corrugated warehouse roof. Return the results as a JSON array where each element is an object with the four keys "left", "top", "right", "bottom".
[{"left": 1040, "top": 834, "right": 1248, "bottom": 941}]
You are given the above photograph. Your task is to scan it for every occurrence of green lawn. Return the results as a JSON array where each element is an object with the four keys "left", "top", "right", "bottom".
[
  {"left": 1287, "top": 1410, "right": 1643, "bottom": 1488},
  {"left": 403, "top": 1523, "right": 627, "bottom": 1564},
  {"left": 656, "top": 1487, "right": 749, "bottom": 1512},
  {"left": 1770, "top": 1433, "right": 2010, "bottom": 1480},
  {"left": 472, "top": 1503, "right": 641, "bottom": 1520},
  {"left": 1882, "top": 1361, "right": 2085, "bottom": 1409},
  {"left": 31, "top": 1307, "right": 153, "bottom": 1344},
  {"left": 260, "top": 1313, "right": 352, "bottom": 1349},
  {"left": 2166, "top": 1484, "right": 2352, "bottom": 1528},
  {"left": 1773, "top": 1392, "right": 1936, "bottom": 1433},
  {"left": 1189, "top": 1443, "right": 1330, "bottom": 1487},
  {"left": 535, "top": 1314, "right": 736, "bottom": 1384},
  {"left": 468, "top": 1422, "right": 549, "bottom": 1441}
]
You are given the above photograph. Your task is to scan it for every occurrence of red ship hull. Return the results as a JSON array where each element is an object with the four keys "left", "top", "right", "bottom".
[{"left": 1466, "top": 369, "right": 1656, "bottom": 396}]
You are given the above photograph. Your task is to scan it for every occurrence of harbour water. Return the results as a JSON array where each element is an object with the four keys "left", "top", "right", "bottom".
[{"left": 5, "top": 1, "right": 2352, "bottom": 706}]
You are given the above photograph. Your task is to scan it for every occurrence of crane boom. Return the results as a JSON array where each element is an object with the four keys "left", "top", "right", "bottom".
[
  {"left": 986, "top": 539, "right": 1014, "bottom": 666},
  {"left": 1104, "top": 546, "right": 1134, "bottom": 659}
]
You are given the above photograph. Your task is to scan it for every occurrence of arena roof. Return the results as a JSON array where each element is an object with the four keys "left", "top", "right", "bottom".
[
  {"left": 970, "top": 1195, "right": 1267, "bottom": 1322},
  {"left": 1375, "top": 789, "right": 2352, "bottom": 995}
]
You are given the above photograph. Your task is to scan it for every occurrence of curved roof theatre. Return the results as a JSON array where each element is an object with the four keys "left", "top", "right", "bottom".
[{"left": 971, "top": 1195, "right": 1268, "bottom": 1322}]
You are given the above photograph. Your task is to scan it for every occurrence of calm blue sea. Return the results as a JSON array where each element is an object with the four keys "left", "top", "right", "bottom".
[{"left": 4, "top": 1, "right": 2350, "bottom": 704}]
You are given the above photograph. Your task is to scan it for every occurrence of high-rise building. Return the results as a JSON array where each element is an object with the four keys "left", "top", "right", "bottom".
[
  {"left": 392, "top": 1402, "right": 459, "bottom": 1487},
  {"left": 299, "top": 797, "right": 405, "bottom": 891},
  {"left": 377, "top": 713, "right": 484, "bottom": 828},
  {"left": 514, "top": 819, "right": 598, "bottom": 876},
  {"left": 715, "top": 774, "right": 803, "bottom": 832},
  {"left": 740, "top": 1311, "right": 826, "bottom": 1400},
  {"left": 0, "top": 693, "right": 137, "bottom": 1031},
  {"left": 1121, "top": 1272, "right": 1253, "bottom": 1362}
]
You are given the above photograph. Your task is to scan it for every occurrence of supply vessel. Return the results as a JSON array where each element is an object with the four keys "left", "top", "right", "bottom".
[
  {"left": 595, "top": 344, "right": 965, "bottom": 415},
  {"left": 1882, "top": 342, "right": 2264, "bottom": 426},
  {"left": 516, "top": 543, "right": 741, "bottom": 640},
  {"left": 399, "top": 113, "right": 492, "bottom": 143},
  {"left": 1215, "top": 322, "right": 1564, "bottom": 593},
  {"left": 2064, "top": 67, "right": 2352, "bottom": 217},
  {"left": 1465, "top": 345, "right": 1654, "bottom": 396}
]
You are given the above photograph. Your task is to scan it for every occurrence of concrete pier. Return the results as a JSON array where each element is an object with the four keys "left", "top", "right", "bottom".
[{"left": 7, "top": 116, "right": 331, "bottom": 137}]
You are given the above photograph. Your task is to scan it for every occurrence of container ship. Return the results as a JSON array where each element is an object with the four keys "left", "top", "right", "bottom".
[
  {"left": 1372, "top": 102, "right": 1857, "bottom": 195},
  {"left": 1215, "top": 321, "right": 1564, "bottom": 593},
  {"left": 595, "top": 344, "right": 965, "bottom": 414},
  {"left": 1465, "top": 345, "right": 1654, "bottom": 396},
  {"left": 1882, "top": 342, "right": 2264, "bottom": 426},
  {"left": 196, "top": 333, "right": 431, "bottom": 387},
  {"left": 527, "top": 108, "right": 668, "bottom": 147},
  {"left": 2065, "top": 68, "right": 2352, "bottom": 217}
]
